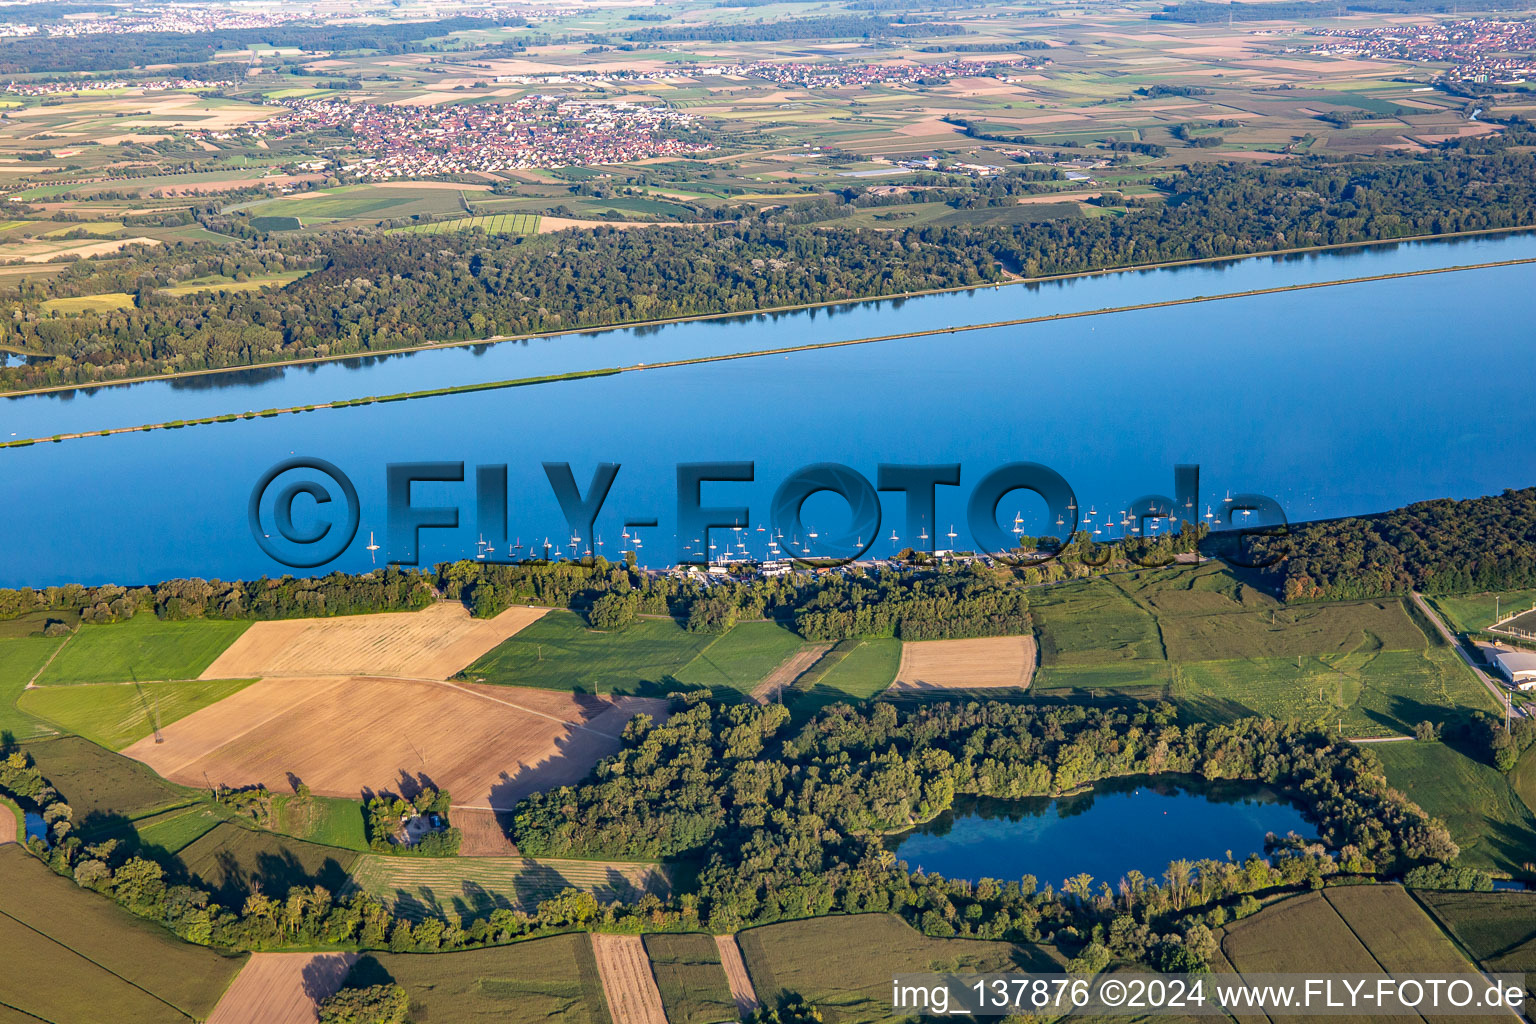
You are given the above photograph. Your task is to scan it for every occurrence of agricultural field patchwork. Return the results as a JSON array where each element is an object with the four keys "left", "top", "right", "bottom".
[
  {"left": 199, "top": 602, "right": 546, "bottom": 680},
  {"left": 18, "top": 678, "right": 256, "bottom": 750},
  {"left": 124, "top": 674, "right": 666, "bottom": 811},
  {"left": 0, "top": 845, "right": 247, "bottom": 1022},
  {"left": 1030, "top": 564, "right": 1496, "bottom": 735}
]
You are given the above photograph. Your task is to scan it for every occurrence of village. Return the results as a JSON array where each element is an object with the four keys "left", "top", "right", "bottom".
[
  {"left": 216, "top": 95, "right": 713, "bottom": 176},
  {"left": 1307, "top": 17, "right": 1536, "bottom": 84}
]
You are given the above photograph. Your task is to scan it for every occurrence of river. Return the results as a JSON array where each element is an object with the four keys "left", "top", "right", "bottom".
[{"left": 2, "top": 232, "right": 1535, "bottom": 586}]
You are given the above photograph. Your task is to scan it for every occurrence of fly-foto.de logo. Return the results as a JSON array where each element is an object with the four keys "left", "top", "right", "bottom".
[{"left": 248, "top": 459, "right": 1287, "bottom": 571}]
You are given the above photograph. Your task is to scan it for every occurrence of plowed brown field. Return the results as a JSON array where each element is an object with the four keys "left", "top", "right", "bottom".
[
  {"left": 715, "top": 934, "right": 760, "bottom": 1014},
  {"left": 198, "top": 603, "right": 546, "bottom": 680},
  {"left": 591, "top": 933, "right": 668, "bottom": 1024},
  {"left": 123, "top": 675, "right": 666, "bottom": 809},
  {"left": 888, "top": 635, "right": 1036, "bottom": 692},
  {"left": 206, "top": 952, "right": 356, "bottom": 1024}
]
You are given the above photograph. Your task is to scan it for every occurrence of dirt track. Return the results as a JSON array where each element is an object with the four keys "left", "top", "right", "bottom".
[
  {"left": 590, "top": 933, "right": 668, "bottom": 1024},
  {"left": 199, "top": 603, "right": 546, "bottom": 680},
  {"left": 124, "top": 675, "right": 667, "bottom": 809},
  {"left": 715, "top": 934, "right": 760, "bottom": 1014},
  {"left": 889, "top": 635, "right": 1036, "bottom": 692},
  {"left": 749, "top": 644, "right": 831, "bottom": 704},
  {"left": 206, "top": 952, "right": 356, "bottom": 1024}
]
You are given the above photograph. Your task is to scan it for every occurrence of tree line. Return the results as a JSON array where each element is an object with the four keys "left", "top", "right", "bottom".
[
  {"left": 1253, "top": 487, "right": 1536, "bottom": 601},
  {"left": 7, "top": 131, "right": 1536, "bottom": 391}
]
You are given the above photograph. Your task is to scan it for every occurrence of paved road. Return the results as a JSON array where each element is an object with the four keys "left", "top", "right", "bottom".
[{"left": 1411, "top": 591, "right": 1526, "bottom": 720}]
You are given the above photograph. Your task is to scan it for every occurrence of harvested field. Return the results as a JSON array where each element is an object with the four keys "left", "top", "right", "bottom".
[
  {"left": 750, "top": 643, "right": 831, "bottom": 703},
  {"left": 591, "top": 933, "right": 669, "bottom": 1024},
  {"left": 889, "top": 635, "right": 1035, "bottom": 692},
  {"left": 346, "top": 854, "right": 669, "bottom": 920},
  {"left": 1321, "top": 885, "right": 1470, "bottom": 971},
  {"left": 0, "top": 802, "right": 13, "bottom": 844},
  {"left": 198, "top": 603, "right": 546, "bottom": 680},
  {"left": 716, "top": 934, "right": 760, "bottom": 1015},
  {"left": 125, "top": 676, "right": 666, "bottom": 809},
  {"left": 455, "top": 807, "right": 520, "bottom": 856},
  {"left": 207, "top": 952, "right": 357, "bottom": 1024}
]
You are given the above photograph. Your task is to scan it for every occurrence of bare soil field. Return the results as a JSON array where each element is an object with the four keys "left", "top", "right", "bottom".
[
  {"left": 750, "top": 644, "right": 832, "bottom": 704},
  {"left": 455, "top": 807, "right": 521, "bottom": 856},
  {"left": 207, "top": 952, "right": 357, "bottom": 1024},
  {"left": 888, "top": 636, "right": 1036, "bottom": 692},
  {"left": 591, "top": 933, "right": 669, "bottom": 1024},
  {"left": 0, "top": 802, "right": 13, "bottom": 844},
  {"left": 715, "top": 934, "right": 760, "bottom": 1015},
  {"left": 124, "top": 675, "right": 667, "bottom": 809},
  {"left": 199, "top": 603, "right": 546, "bottom": 680}
]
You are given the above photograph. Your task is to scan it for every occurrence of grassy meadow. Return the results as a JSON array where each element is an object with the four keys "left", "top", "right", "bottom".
[
  {"left": 18, "top": 677, "right": 255, "bottom": 749},
  {"left": 1372, "top": 740, "right": 1536, "bottom": 876},
  {"left": 35, "top": 615, "right": 250, "bottom": 685},
  {"left": 346, "top": 933, "right": 612, "bottom": 1024},
  {"left": 0, "top": 635, "right": 65, "bottom": 741},
  {"left": 1029, "top": 563, "right": 1496, "bottom": 736},
  {"left": 345, "top": 854, "right": 667, "bottom": 920},
  {"left": 21, "top": 736, "right": 193, "bottom": 824},
  {"left": 673, "top": 620, "right": 815, "bottom": 695},
  {"left": 174, "top": 821, "right": 359, "bottom": 908}
]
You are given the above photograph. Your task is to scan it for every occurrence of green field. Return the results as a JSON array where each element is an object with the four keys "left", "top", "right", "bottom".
[
  {"left": 127, "top": 804, "right": 227, "bottom": 857},
  {"left": 399, "top": 212, "right": 541, "bottom": 235},
  {"left": 1514, "top": 744, "right": 1536, "bottom": 818},
  {"left": 36, "top": 615, "right": 250, "bottom": 685},
  {"left": 0, "top": 845, "right": 247, "bottom": 1022},
  {"left": 21, "top": 736, "right": 193, "bottom": 824},
  {"left": 345, "top": 933, "right": 612, "bottom": 1024},
  {"left": 174, "top": 821, "right": 359, "bottom": 907},
  {"left": 18, "top": 678, "right": 255, "bottom": 749},
  {"left": 0, "top": 636, "right": 65, "bottom": 742},
  {"left": 271, "top": 793, "right": 369, "bottom": 851},
  {"left": 249, "top": 214, "right": 302, "bottom": 231},
  {"left": 1427, "top": 590, "right": 1536, "bottom": 636},
  {"left": 674, "top": 620, "right": 815, "bottom": 696},
  {"left": 787, "top": 637, "right": 902, "bottom": 719},
  {"left": 39, "top": 292, "right": 135, "bottom": 314},
  {"left": 1030, "top": 564, "right": 1496, "bottom": 735},
  {"left": 346, "top": 854, "right": 667, "bottom": 920},
  {"left": 1417, "top": 889, "right": 1536, "bottom": 1001},
  {"left": 1219, "top": 886, "right": 1473, "bottom": 1022},
  {"left": 643, "top": 933, "right": 738, "bottom": 1024},
  {"left": 461, "top": 611, "right": 719, "bottom": 695},
  {"left": 736, "top": 914, "right": 1061, "bottom": 1024},
  {"left": 1373, "top": 740, "right": 1536, "bottom": 876}
]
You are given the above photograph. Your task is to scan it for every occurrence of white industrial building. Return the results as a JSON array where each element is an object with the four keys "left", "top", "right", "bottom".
[{"left": 1488, "top": 648, "right": 1536, "bottom": 690}]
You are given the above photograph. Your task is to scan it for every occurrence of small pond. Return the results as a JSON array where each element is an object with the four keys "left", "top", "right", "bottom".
[{"left": 888, "top": 775, "right": 1314, "bottom": 887}]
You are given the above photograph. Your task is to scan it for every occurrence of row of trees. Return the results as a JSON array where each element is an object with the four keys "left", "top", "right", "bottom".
[
  {"left": 0, "top": 566, "right": 436, "bottom": 624},
  {"left": 1253, "top": 487, "right": 1536, "bottom": 600}
]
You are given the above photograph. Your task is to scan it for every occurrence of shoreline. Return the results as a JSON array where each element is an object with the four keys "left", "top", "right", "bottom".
[
  {"left": 2, "top": 222, "right": 1534, "bottom": 401},
  {"left": 7, "top": 253, "right": 1534, "bottom": 448}
]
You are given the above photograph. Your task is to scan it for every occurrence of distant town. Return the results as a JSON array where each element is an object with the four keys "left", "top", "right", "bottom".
[{"left": 1308, "top": 17, "right": 1536, "bottom": 83}]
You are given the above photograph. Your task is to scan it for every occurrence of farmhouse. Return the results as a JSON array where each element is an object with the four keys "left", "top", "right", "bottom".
[{"left": 1488, "top": 648, "right": 1536, "bottom": 689}]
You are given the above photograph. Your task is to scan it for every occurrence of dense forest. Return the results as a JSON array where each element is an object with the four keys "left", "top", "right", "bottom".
[
  {"left": 7, "top": 137, "right": 1536, "bottom": 391},
  {"left": 512, "top": 701, "right": 1461, "bottom": 948},
  {"left": 0, "top": 15, "right": 516, "bottom": 73},
  {"left": 1254, "top": 487, "right": 1536, "bottom": 601}
]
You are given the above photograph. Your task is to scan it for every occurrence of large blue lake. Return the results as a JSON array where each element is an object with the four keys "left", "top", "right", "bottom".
[
  {"left": 887, "top": 776, "right": 1314, "bottom": 888},
  {"left": 2, "top": 232, "right": 1535, "bottom": 587}
]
